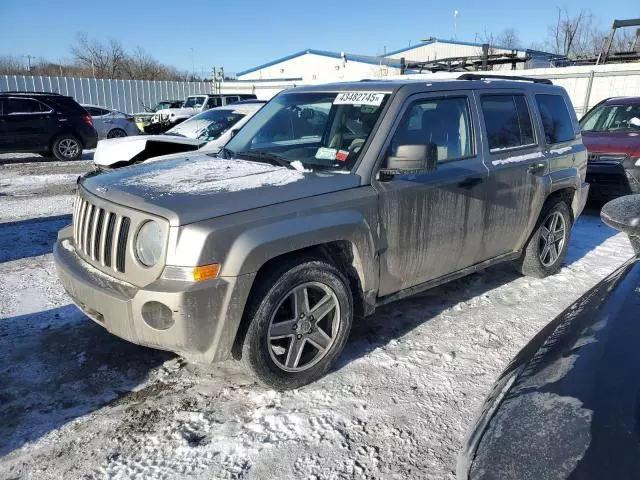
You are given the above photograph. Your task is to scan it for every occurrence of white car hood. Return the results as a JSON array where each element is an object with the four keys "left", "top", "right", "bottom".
[{"left": 93, "top": 135, "right": 204, "bottom": 166}]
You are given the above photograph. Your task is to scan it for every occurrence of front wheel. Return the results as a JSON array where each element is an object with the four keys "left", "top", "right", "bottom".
[
  {"left": 514, "top": 200, "right": 572, "bottom": 278},
  {"left": 241, "top": 258, "right": 353, "bottom": 390}
]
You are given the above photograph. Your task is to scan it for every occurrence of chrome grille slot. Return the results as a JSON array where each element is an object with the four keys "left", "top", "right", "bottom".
[
  {"left": 116, "top": 217, "right": 131, "bottom": 273},
  {"left": 104, "top": 213, "right": 116, "bottom": 267},
  {"left": 72, "top": 193, "right": 131, "bottom": 274}
]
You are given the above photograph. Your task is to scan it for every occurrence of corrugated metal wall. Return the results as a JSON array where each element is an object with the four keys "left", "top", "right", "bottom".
[{"left": 0, "top": 75, "right": 212, "bottom": 114}]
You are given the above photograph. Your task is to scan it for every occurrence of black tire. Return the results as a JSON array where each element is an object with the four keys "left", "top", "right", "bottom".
[
  {"left": 52, "top": 134, "right": 82, "bottom": 161},
  {"left": 514, "top": 199, "right": 572, "bottom": 278},
  {"left": 241, "top": 257, "right": 353, "bottom": 390},
  {"left": 107, "top": 128, "right": 127, "bottom": 139}
]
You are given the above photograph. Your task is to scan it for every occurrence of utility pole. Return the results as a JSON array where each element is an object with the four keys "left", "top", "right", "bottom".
[{"left": 24, "top": 54, "right": 34, "bottom": 72}]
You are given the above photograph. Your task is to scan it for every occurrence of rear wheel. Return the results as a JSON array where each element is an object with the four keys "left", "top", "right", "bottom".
[
  {"left": 514, "top": 200, "right": 572, "bottom": 278},
  {"left": 241, "top": 258, "right": 353, "bottom": 390},
  {"left": 52, "top": 134, "right": 82, "bottom": 161},
  {"left": 107, "top": 128, "right": 127, "bottom": 139}
]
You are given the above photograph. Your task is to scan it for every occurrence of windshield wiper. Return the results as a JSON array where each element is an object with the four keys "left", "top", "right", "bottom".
[
  {"left": 217, "top": 146, "right": 235, "bottom": 159},
  {"left": 236, "top": 150, "right": 296, "bottom": 170}
]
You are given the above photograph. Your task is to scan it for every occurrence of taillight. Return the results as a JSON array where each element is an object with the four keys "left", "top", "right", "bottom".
[{"left": 83, "top": 114, "right": 93, "bottom": 127}]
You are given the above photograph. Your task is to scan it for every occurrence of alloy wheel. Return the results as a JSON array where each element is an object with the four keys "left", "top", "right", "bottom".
[
  {"left": 539, "top": 211, "right": 566, "bottom": 267},
  {"left": 58, "top": 138, "right": 80, "bottom": 158},
  {"left": 267, "top": 282, "right": 340, "bottom": 372}
]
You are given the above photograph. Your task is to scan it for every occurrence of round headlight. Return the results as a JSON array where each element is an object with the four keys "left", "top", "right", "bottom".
[{"left": 135, "top": 221, "right": 163, "bottom": 267}]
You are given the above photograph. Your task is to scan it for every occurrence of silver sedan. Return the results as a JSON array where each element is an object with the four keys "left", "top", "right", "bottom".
[{"left": 82, "top": 105, "right": 140, "bottom": 139}]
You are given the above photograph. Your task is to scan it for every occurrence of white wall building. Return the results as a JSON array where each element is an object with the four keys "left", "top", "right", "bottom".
[{"left": 236, "top": 49, "right": 403, "bottom": 83}]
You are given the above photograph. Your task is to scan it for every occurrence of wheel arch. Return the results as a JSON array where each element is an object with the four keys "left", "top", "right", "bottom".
[{"left": 224, "top": 214, "right": 377, "bottom": 360}]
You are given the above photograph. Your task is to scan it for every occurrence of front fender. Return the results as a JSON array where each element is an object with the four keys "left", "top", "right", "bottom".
[{"left": 221, "top": 210, "right": 377, "bottom": 292}]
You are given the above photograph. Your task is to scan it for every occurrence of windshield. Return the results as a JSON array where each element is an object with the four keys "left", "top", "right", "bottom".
[
  {"left": 580, "top": 103, "right": 640, "bottom": 132},
  {"left": 167, "top": 109, "right": 245, "bottom": 140},
  {"left": 183, "top": 96, "right": 207, "bottom": 109},
  {"left": 153, "top": 101, "right": 172, "bottom": 111},
  {"left": 222, "top": 91, "right": 389, "bottom": 171}
]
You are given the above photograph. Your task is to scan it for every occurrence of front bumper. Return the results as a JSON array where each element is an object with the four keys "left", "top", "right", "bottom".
[
  {"left": 586, "top": 161, "right": 640, "bottom": 198},
  {"left": 54, "top": 237, "right": 255, "bottom": 363}
]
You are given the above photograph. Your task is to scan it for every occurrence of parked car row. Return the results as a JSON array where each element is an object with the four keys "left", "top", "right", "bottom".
[
  {"left": 0, "top": 91, "right": 263, "bottom": 160},
  {"left": 93, "top": 101, "right": 264, "bottom": 168}
]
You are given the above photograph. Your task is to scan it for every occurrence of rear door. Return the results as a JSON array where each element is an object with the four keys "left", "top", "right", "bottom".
[
  {"left": 375, "top": 91, "right": 488, "bottom": 296},
  {"left": 4, "top": 97, "right": 56, "bottom": 150},
  {"left": 475, "top": 90, "right": 548, "bottom": 260}
]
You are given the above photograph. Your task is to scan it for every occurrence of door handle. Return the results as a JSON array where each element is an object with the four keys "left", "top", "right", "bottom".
[
  {"left": 527, "top": 162, "right": 546, "bottom": 175},
  {"left": 457, "top": 177, "right": 483, "bottom": 189}
]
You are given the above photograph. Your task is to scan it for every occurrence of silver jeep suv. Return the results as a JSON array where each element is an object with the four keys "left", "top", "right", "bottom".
[{"left": 54, "top": 75, "right": 589, "bottom": 389}]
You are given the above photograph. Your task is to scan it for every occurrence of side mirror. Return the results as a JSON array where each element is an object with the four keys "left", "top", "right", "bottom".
[
  {"left": 380, "top": 144, "right": 436, "bottom": 180},
  {"left": 629, "top": 117, "right": 640, "bottom": 127},
  {"left": 601, "top": 194, "right": 640, "bottom": 255}
]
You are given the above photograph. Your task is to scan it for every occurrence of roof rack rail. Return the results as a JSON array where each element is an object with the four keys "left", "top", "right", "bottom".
[
  {"left": 0, "top": 91, "right": 62, "bottom": 95},
  {"left": 457, "top": 73, "right": 552, "bottom": 85}
]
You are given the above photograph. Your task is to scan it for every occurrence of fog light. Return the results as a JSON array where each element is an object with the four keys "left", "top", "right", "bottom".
[{"left": 141, "top": 301, "right": 174, "bottom": 330}]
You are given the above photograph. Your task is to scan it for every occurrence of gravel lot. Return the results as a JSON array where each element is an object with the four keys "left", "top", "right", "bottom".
[{"left": 0, "top": 152, "right": 634, "bottom": 479}]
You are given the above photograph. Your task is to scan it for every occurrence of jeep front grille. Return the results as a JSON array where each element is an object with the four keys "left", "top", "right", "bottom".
[{"left": 73, "top": 195, "right": 130, "bottom": 273}]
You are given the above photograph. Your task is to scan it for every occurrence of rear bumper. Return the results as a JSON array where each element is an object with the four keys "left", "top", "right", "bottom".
[
  {"left": 79, "top": 127, "right": 99, "bottom": 149},
  {"left": 53, "top": 237, "right": 255, "bottom": 363},
  {"left": 573, "top": 181, "right": 590, "bottom": 218}
]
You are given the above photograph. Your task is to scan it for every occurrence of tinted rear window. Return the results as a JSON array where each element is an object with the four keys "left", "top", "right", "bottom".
[
  {"left": 46, "top": 96, "right": 86, "bottom": 115},
  {"left": 481, "top": 95, "right": 535, "bottom": 152},
  {"left": 536, "top": 94, "right": 575, "bottom": 143}
]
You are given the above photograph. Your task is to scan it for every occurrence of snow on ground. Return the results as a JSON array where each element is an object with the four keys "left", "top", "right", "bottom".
[{"left": 0, "top": 153, "right": 635, "bottom": 479}]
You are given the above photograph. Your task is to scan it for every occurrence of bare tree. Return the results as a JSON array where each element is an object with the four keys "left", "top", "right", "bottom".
[
  {"left": 71, "top": 32, "right": 127, "bottom": 78},
  {"left": 0, "top": 55, "right": 27, "bottom": 75},
  {"left": 496, "top": 28, "right": 520, "bottom": 49}
]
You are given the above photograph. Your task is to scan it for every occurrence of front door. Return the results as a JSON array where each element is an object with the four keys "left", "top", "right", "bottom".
[{"left": 375, "top": 92, "right": 488, "bottom": 297}]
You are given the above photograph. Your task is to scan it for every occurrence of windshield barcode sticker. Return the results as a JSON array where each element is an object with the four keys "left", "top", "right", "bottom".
[{"left": 333, "top": 92, "right": 385, "bottom": 106}]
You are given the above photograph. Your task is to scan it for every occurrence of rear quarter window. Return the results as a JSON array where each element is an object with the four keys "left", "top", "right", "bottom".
[
  {"left": 536, "top": 94, "right": 575, "bottom": 144},
  {"left": 481, "top": 94, "right": 536, "bottom": 152}
]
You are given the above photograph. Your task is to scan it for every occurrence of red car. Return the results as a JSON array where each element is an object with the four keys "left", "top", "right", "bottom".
[{"left": 580, "top": 96, "right": 640, "bottom": 199}]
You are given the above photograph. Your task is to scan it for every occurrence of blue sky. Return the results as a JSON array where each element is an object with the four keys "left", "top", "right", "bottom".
[{"left": 0, "top": 0, "right": 637, "bottom": 75}]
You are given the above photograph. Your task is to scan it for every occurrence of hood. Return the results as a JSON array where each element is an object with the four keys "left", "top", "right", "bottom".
[
  {"left": 81, "top": 153, "right": 360, "bottom": 226},
  {"left": 93, "top": 136, "right": 205, "bottom": 166},
  {"left": 582, "top": 130, "right": 640, "bottom": 157},
  {"left": 155, "top": 107, "right": 199, "bottom": 119}
]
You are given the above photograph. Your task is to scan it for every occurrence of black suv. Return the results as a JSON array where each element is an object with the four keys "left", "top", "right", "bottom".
[{"left": 0, "top": 92, "right": 98, "bottom": 160}]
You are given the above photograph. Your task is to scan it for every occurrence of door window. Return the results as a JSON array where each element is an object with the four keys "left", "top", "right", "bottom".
[
  {"left": 205, "top": 97, "right": 222, "bottom": 108},
  {"left": 388, "top": 96, "right": 474, "bottom": 164},
  {"left": 536, "top": 94, "right": 575, "bottom": 144},
  {"left": 481, "top": 95, "right": 535, "bottom": 152},
  {"left": 6, "top": 98, "right": 49, "bottom": 114}
]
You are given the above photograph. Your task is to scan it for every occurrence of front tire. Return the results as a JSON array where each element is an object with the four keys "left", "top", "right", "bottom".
[
  {"left": 514, "top": 200, "right": 572, "bottom": 278},
  {"left": 241, "top": 258, "right": 353, "bottom": 390},
  {"left": 52, "top": 134, "right": 82, "bottom": 161}
]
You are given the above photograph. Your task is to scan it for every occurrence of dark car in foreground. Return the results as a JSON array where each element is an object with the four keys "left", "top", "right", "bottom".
[
  {"left": 459, "top": 194, "right": 640, "bottom": 480},
  {"left": 580, "top": 97, "right": 640, "bottom": 199},
  {"left": 0, "top": 91, "right": 98, "bottom": 160}
]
